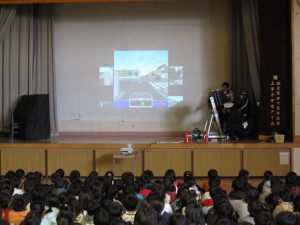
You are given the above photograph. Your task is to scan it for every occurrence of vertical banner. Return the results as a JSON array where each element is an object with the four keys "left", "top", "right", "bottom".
[{"left": 258, "top": 0, "right": 293, "bottom": 141}]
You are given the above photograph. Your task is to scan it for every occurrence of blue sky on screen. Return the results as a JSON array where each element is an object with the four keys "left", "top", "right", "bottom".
[{"left": 114, "top": 50, "right": 168, "bottom": 76}]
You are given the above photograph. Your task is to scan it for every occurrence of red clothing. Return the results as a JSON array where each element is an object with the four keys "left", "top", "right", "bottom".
[
  {"left": 1, "top": 209, "right": 11, "bottom": 221},
  {"left": 139, "top": 189, "right": 151, "bottom": 199}
]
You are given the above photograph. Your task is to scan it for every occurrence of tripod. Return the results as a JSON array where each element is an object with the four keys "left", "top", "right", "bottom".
[{"left": 204, "top": 96, "right": 227, "bottom": 140}]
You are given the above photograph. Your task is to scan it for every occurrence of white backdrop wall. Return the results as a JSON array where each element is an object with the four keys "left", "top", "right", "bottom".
[{"left": 53, "top": 0, "right": 232, "bottom": 132}]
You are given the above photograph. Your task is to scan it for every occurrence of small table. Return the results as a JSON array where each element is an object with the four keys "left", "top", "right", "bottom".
[{"left": 112, "top": 153, "right": 137, "bottom": 175}]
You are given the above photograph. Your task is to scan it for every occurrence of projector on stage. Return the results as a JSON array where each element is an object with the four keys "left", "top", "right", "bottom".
[{"left": 120, "top": 147, "right": 133, "bottom": 154}]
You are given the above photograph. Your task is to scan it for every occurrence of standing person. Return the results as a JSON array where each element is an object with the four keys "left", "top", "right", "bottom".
[
  {"left": 219, "top": 82, "right": 234, "bottom": 131},
  {"left": 237, "top": 91, "right": 252, "bottom": 119},
  {"left": 224, "top": 102, "right": 245, "bottom": 141}
]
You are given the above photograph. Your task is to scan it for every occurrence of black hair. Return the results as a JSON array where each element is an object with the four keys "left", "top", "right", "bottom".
[
  {"left": 254, "top": 209, "right": 274, "bottom": 225},
  {"left": 122, "top": 193, "right": 138, "bottom": 211},
  {"left": 69, "top": 170, "right": 81, "bottom": 184},
  {"left": 78, "top": 188, "right": 93, "bottom": 210},
  {"left": 168, "top": 213, "right": 188, "bottom": 225},
  {"left": 86, "top": 199, "right": 101, "bottom": 216},
  {"left": 134, "top": 206, "right": 158, "bottom": 225},
  {"left": 208, "top": 169, "right": 218, "bottom": 180},
  {"left": 108, "top": 201, "right": 123, "bottom": 218},
  {"left": 232, "top": 177, "right": 246, "bottom": 192},
  {"left": 12, "top": 194, "right": 26, "bottom": 212},
  {"left": 248, "top": 200, "right": 265, "bottom": 217},
  {"left": 121, "top": 172, "right": 135, "bottom": 186},
  {"left": 185, "top": 204, "right": 206, "bottom": 225},
  {"left": 263, "top": 171, "right": 274, "bottom": 181},
  {"left": 94, "top": 208, "right": 110, "bottom": 225},
  {"left": 30, "top": 200, "right": 45, "bottom": 216},
  {"left": 222, "top": 82, "right": 229, "bottom": 88},
  {"left": 275, "top": 211, "right": 296, "bottom": 225}
]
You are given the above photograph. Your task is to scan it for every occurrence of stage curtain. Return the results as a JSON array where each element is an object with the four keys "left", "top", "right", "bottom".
[
  {"left": 231, "top": 0, "right": 256, "bottom": 103},
  {"left": 240, "top": 0, "right": 261, "bottom": 102},
  {"left": 0, "top": 5, "right": 18, "bottom": 43},
  {"left": 0, "top": 5, "right": 58, "bottom": 136}
]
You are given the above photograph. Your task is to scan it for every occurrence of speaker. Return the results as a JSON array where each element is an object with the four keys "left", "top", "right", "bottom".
[{"left": 13, "top": 94, "right": 50, "bottom": 140}]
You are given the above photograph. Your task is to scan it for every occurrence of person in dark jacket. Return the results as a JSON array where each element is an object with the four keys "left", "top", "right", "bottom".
[{"left": 224, "top": 103, "right": 245, "bottom": 141}]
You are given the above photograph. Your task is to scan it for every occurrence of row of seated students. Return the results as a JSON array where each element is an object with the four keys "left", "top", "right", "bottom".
[{"left": 0, "top": 168, "right": 299, "bottom": 225}]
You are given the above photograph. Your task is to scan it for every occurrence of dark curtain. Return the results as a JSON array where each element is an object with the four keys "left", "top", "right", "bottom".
[{"left": 257, "top": 0, "right": 293, "bottom": 139}]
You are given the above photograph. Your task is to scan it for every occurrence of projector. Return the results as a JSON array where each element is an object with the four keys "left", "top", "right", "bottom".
[{"left": 120, "top": 147, "right": 133, "bottom": 154}]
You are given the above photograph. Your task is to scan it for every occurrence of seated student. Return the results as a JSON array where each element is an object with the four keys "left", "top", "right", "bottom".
[
  {"left": 108, "top": 202, "right": 130, "bottom": 225},
  {"left": 253, "top": 209, "right": 274, "bottom": 225},
  {"left": 122, "top": 194, "right": 138, "bottom": 224},
  {"left": 275, "top": 211, "right": 297, "bottom": 225},
  {"left": 202, "top": 169, "right": 224, "bottom": 193},
  {"left": 41, "top": 194, "right": 60, "bottom": 225},
  {"left": 8, "top": 195, "right": 29, "bottom": 225},
  {"left": 93, "top": 208, "right": 110, "bottom": 225},
  {"left": 185, "top": 204, "right": 206, "bottom": 225},
  {"left": 0, "top": 193, "right": 12, "bottom": 221},
  {"left": 82, "top": 199, "right": 101, "bottom": 225},
  {"left": 258, "top": 170, "right": 274, "bottom": 203}
]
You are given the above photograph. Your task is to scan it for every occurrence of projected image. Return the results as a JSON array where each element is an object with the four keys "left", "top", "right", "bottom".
[
  {"left": 99, "top": 67, "right": 113, "bottom": 86},
  {"left": 98, "top": 50, "right": 183, "bottom": 108}
]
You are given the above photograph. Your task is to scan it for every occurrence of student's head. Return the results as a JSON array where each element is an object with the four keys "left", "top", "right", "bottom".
[
  {"left": 275, "top": 212, "right": 297, "bottom": 225},
  {"left": 94, "top": 208, "right": 110, "bottom": 225},
  {"left": 108, "top": 201, "right": 123, "bottom": 218},
  {"left": 53, "top": 177, "right": 65, "bottom": 189},
  {"left": 248, "top": 200, "right": 265, "bottom": 218},
  {"left": 86, "top": 199, "right": 101, "bottom": 216},
  {"left": 163, "top": 169, "right": 176, "bottom": 184},
  {"left": 244, "top": 187, "right": 260, "bottom": 204},
  {"left": 123, "top": 184, "right": 136, "bottom": 196},
  {"left": 78, "top": 188, "right": 93, "bottom": 210},
  {"left": 56, "top": 213, "right": 74, "bottom": 225},
  {"left": 232, "top": 177, "right": 246, "bottom": 192},
  {"left": 122, "top": 193, "right": 138, "bottom": 211},
  {"left": 113, "top": 179, "right": 124, "bottom": 191},
  {"left": 0, "top": 193, "right": 11, "bottom": 209},
  {"left": 285, "top": 171, "right": 298, "bottom": 186},
  {"left": 121, "top": 172, "right": 135, "bottom": 185},
  {"left": 263, "top": 170, "right": 274, "bottom": 181},
  {"left": 134, "top": 207, "right": 158, "bottom": 225},
  {"left": 12, "top": 194, "right": 26, "bottom": 212},
  {"left": 214, "top": 200, "right": 233, "bottom": 219},
  {"left": 15, "top": 169, "right": 25, "bottom": 179},
  {"left": 30, "top": 200, "right": 45, "bottom": 216},
  {"left": 208, "top": 169, "right": 218, "bottom": 180},
  {"left": 141, "top": 170, "right": 154, "bottom": 183},
  {"left": 185, "top": 204, "right": 206, "bottom": 225},
  {"left": 183, "top": 171, "right": 193, "bottom": 183},
  {"left": 69, "top": 170, "right": 81, "bottom": 184},
  {"left": 254, "top": 209, "right": 274, "bottom": 225},
  {"left": 222, "top": 82, "right": 230, "bottom": 91},
  {"left": 45, "top": 193, "right": 60, "bottom": 210},
  {"left": 169, "top": 213, "right": 188, "bottom": 225},
  {"left": 238, "top": 169, "right": 250, "bottom": 182},
  {"left": 148, "top": 195, "right": 164, "bottom": 214},
  {"left": 105, "top": 185, "right": 118, "bottom": 200}
]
